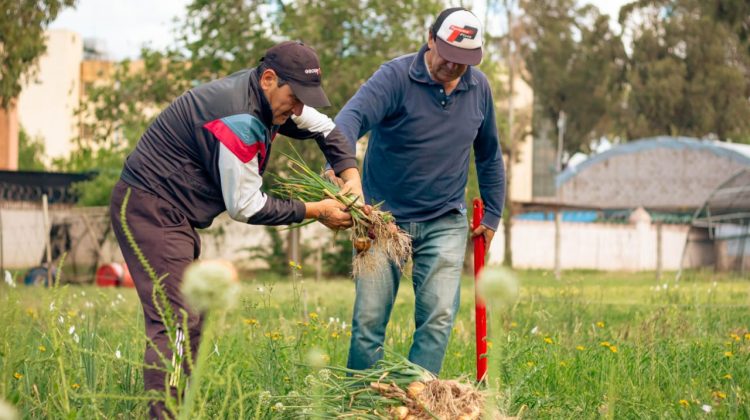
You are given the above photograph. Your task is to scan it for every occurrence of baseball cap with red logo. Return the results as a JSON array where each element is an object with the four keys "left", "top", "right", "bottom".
[
  {"left": 431, "top": 7, "right": 483, "bottom": 66},
  {"left": 261, "top": 41, "right": 331, "bottom": 108}
]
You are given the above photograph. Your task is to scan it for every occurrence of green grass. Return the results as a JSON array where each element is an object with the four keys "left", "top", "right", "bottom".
[{"left": 1, "top": 269, "right": 749, "bottom": 418}]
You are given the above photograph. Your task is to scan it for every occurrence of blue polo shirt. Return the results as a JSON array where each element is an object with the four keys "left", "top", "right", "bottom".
[{"left": 334, "top": 44, "right": 505, "bottom": 229}]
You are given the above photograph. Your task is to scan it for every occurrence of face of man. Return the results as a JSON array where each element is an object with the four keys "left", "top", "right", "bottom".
[
  {"left": 426, "top": 36, "right": 469, "bottom": 83},
  {"left": 260, "top": 69, "right": 304, "bottom": 125}
]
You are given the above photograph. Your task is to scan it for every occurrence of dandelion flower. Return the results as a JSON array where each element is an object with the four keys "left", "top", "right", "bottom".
[
  {"left": 576, "top": 345, "right": 586, "bottom": 351},
  {"left": 596, "top": 321, "right": 605, "bottom": 328},
  {"left": 730, "top": 333, "right": 740, "bottom": 342},
  {"left": 487, "top": 340, "right": 493, "bottom": 350},
  {"left": 526, "top": 361, "right": 535, "bottom": 367},
  {"left": 71, "top": 383, "right": 80, "bottom": 390},
  {"left": 609, "top": 345, "right": 618, "bottom": 353},
  {"left": 38, "top": 345, "right": 46, "bottom": 352},
  {"left": 181, "top": 259, "right": 239, "bottom": 312},
  {"left": 13, "top": 373, "right": 22, "bottom": 380},
  {"left": 243, "top": 318, "right": 259, "bottom": 326},
  {"left": 600, "top": 341, "right": 611, "bottom": 347},
  {"left": 318, "top": 368, "right": 331, "bottom": 381},
  {"left": 510, "top": 322, "right": 518, "bottom": 328},
  {"left": 712, "top": 391, "right": 726, "bottom": 400},
  {"left": 288, "top": 260, "right": 297, "bottom": 268},
  {"left": 309, "top": 312, "right": 319, "bottom": 320},
  {"left": 723, "top": 373, "right": 732, "bottom": 380},
  {"left": 724, "top": 351, "right": 733, "bottom": 358},
  {"left": 679, "top": 399, "right": 689, "bottom": 407},
  {"left": 331, "top": 332, "right": 339, "bottom": 339},
  {"left": 745, "top": 333, "right": 750, "bottom": 341},
  {"left": 544, "top": 337, "right": 554, "bottom": 344}
]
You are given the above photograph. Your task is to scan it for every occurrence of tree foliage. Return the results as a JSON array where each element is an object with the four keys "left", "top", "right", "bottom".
[{"left": 0, "top": 0, "right": 77, "bottom": 108}]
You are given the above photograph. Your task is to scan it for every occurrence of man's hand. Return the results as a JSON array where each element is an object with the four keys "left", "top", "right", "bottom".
[
  {"left": 471, "top": 224, "right": 495, "bottom": 251},
  {"left": 324, "top": 168, "right": 371, "bottom": 215},
  {"left": 305, "top": 199, "right": 353, "bottom": 230}
]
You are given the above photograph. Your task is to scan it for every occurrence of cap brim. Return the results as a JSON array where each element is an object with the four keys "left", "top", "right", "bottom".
[
  {"left": 288, "top": 81, "right": 331, "bottom": 108},
  {"left": 435, "top": 38, "right": 482, "bottom": 66}
]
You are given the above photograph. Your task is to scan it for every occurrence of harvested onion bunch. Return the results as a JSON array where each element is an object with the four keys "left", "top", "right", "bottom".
[{"left": 272, "top": 152, "right": 411, "bottom": 276}]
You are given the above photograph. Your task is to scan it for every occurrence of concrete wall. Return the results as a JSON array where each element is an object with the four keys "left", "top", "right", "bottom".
[
  {"left": 17, "top": 29, "right": 83, "bottom": 162},
  {"left": 488, "top": 219, "right": 694, "bottom": 271}
]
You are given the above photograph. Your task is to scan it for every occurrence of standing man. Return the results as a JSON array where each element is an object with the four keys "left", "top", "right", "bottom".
[
  {"left": 110, "top": 41, "right": 362, "bottom": 418},
  {"left": 331, "top": 8, "right": 505, "bottom": 374}
]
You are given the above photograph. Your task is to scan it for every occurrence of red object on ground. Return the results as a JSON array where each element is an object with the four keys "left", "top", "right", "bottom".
[
  {"left": 472, "top": 198, "right": 488, "bottom": 382},
  {"left": 120, "top": 263, "right": 135, "bottom": 288},
  {"left": 95, "top": 263, "right": 134, "bottom": 288}
]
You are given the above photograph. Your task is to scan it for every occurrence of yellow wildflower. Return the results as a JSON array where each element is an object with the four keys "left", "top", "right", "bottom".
[
  {"left": 730, "top": 333, "right": 740, "bottom": 342},
  {"left": 309, "top": 312, "right": 319, "bottom": 320},
  {"left": 526, "top": 361, "right": 535, "bottom": 367},
  {"left": 38, "top": 345, "right": 46, "bottom": 352},
  {"left": 559, "top": 361, "right": 567, "bottom": 367},
  {"left": 346, "top": 331, "right": 352, "bottom": 337},
  {"left": 599, "top": 341, "right": 611, "bottom": 347},
  {"left": 13, "top": 372, "right": 23, "bottom": 380},
  {"left": 296, "top": 264, "right": 302, "bottom": 270},
  {"left": 609, "top": 345, "right": 618, "bottom": 353},
  {"left": 331, "top": 332, "right": 339, "bottom": 339},
  {"left": 26, "top": 308, "right": 37, "bottom": 319},
  {"left": 679, "top": 399, "right": 689, "bottom": 407},
  {"left": 288, "top": 261, "right": 297, "bottom": 267},
  {"left": 596, "top": 321, "right": 605, "bottom": 328},
  {"left": 544, "top": 337, "right": 554, "bottom": 344},
  {"left": 745, "top": 333, "right": 750, "bottom": 341},
  {"left": 712, "top": 391, "right": 726, "bottom": 400},
  {"left": 486, "top": 340, "right": 493, "bottom": 350},
  {"left": 576, "top": 345, "right": 586, "bottom": 351},
  {"left": 723, "top": 373, "right": 733, "bottom": 380},
  {"left": 243, "top": 318, "right": 259, "bottom": 326},
  {"left": 67, "top": 310, "right": 77, "bottom": 318},
  {"left": 72, "top": 383, "right": 80, "bottom": 390},
  {"left": 724, "top": 351, "right": 733, "bottom": 358},
  {"left": 510, "top": 322, "right": 518, "bottom": 328}
]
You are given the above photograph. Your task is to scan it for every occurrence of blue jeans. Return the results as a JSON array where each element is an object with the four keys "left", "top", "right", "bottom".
[{"left": 347, "top": 211, "right": 468, "bottom": 374}]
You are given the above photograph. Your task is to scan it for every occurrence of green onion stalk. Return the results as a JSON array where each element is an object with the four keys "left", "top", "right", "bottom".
[{"left": 272, "top": 152, "right": 411, "bottom": 276}]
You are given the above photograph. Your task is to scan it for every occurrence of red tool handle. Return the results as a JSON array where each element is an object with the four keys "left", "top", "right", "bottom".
[{"left": 472, "top": 198, "right": 488, "bottom": 382}]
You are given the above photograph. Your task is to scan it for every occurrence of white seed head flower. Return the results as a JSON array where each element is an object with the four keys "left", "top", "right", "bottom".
[
  {"left": 115, "top": 350, "right": 122, "bottom": 359},
  {"left": 258, "top": 391, "right": 271, "bottom": 404},
  {"left": 49, "top": 302, "right": 55, "bottom": 311},
  {"left": 477, "top": 265, "right": 519, "bottom": 307},
  {"left": 80, "top": 291, "right": 86, "bottom": 296},
  {"left": 702, "top": 404, "right": 712, "bottom": 413},
  {"left": 68, "top": 326, "right": 75, "bottom": 335},
  {"left": 181, "top": 259, "right": 239, "bottom": 312},
  {"left": 73, "top": 333, "right": 80, "bottom": 344},
  {"left": 318, "top": 368, "right": 331, "bottom": 381},
  {"left": 273, "top": 402, "right": 284, "bottom": 412},
  {"left": 303, "top": 375, "right": 315, "bottom": 387},
  {"left": 0, "top": 398, "right": 19, "bottom": 420},
  {"left": 530, "top": 326, "right": 539, "bottom": 335},
  {"left": 305, "top": 347, "right": 328, "bottom": 368}
]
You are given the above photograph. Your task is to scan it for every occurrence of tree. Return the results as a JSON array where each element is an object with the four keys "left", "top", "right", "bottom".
[
  {"left": 17, "top": 127, "right": 47, "bottom": 170},
  {"left": 519, "top": 0, "right": 626, "bottom": 156},
  {"left": 0, "top": 0, "right": 76, "bottom": 169},
  {"left": 0, "top": 0, "right": 77, "bottom": 108},
  {"left": 619, "top": 0, "right": 750, "bottom": 142}
]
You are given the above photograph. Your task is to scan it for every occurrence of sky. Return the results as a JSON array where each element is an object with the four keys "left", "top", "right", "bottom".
[{"left": 50, "top": 0, "right": 631, "bottom": 61}]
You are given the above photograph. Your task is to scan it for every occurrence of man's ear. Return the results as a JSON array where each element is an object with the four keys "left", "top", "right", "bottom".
[{"left": 259, "top": 69, "right": 277, "bottom": 89}]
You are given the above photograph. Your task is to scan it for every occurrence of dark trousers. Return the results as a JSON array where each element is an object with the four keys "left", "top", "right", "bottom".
[{"left": 110, "top": 180, "right": 203, "bottom": 419}]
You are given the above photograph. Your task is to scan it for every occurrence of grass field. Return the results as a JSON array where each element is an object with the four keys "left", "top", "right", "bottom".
[{"left": 1, "top": 269, "right": 749, "bottom": 418}]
